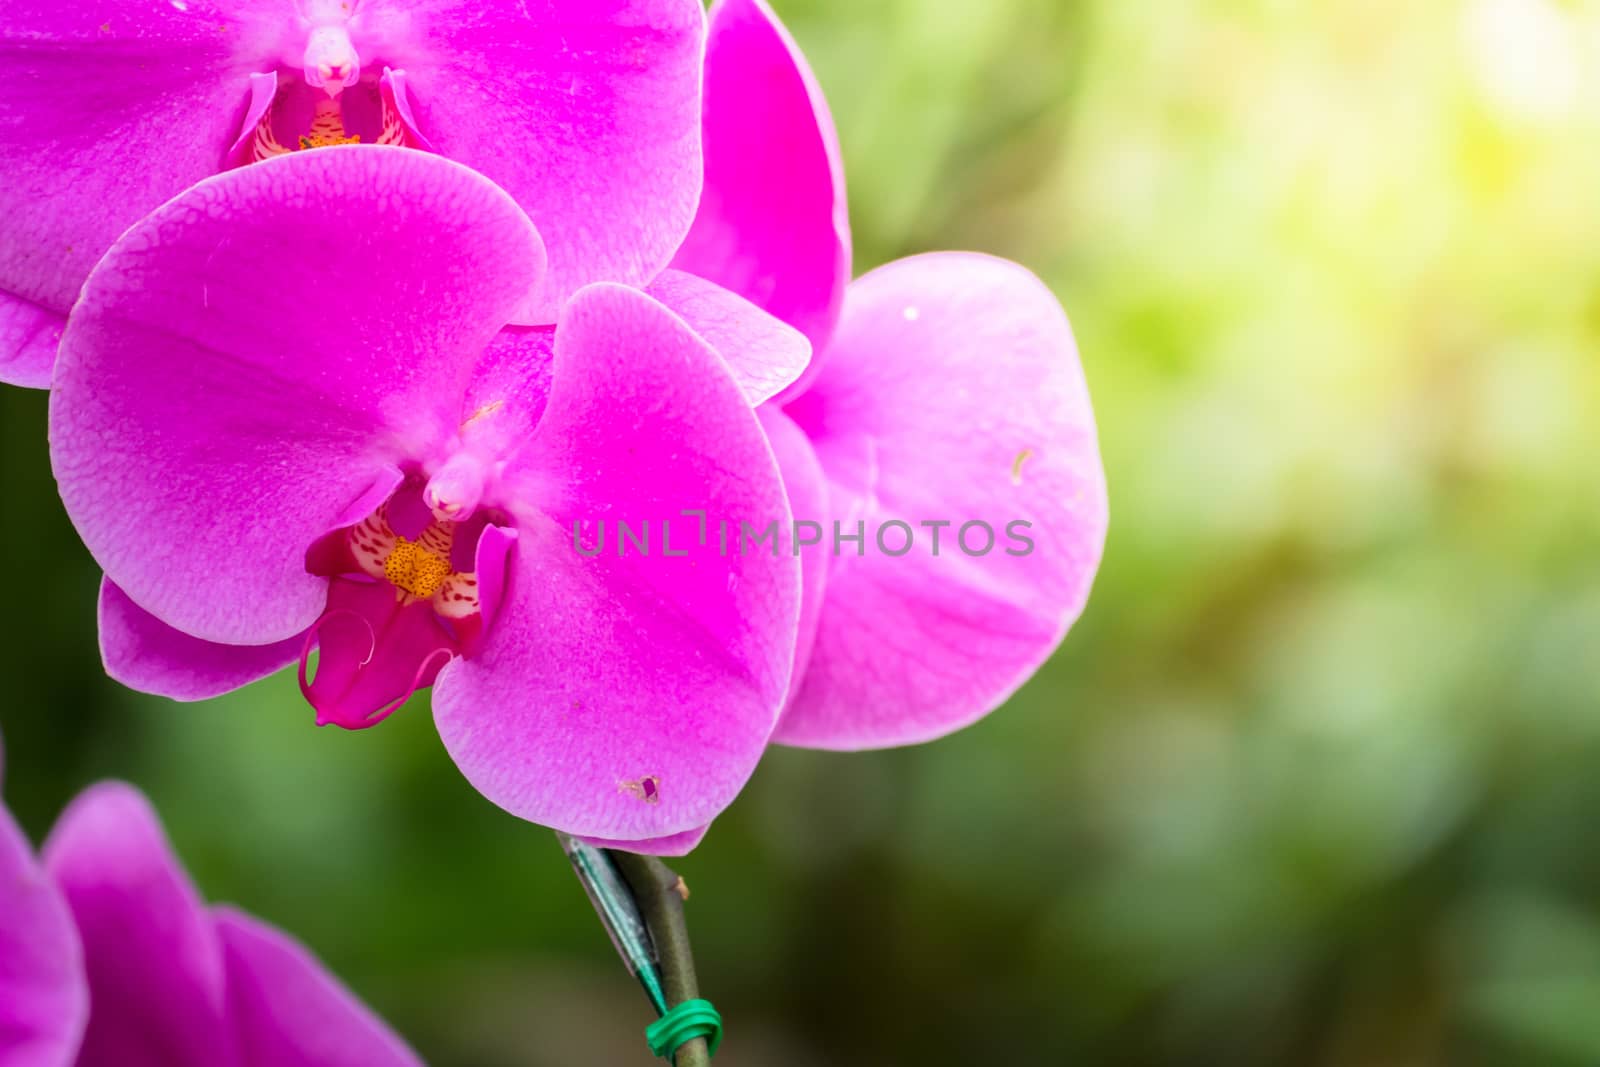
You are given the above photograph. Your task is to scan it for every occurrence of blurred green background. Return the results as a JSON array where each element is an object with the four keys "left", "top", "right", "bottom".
[{"left": 5, "top": 0, "right": 1600, "bottom": 1062}]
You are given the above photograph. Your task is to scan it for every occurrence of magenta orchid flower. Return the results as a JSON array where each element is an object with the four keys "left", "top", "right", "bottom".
[
  {"left": 0, "top": 767, "right": 417, "bottom": 1065},
  {"left": 0, "top": 0, "right": 706, "bottom": 387},
  {"left": 672, "top": 0, "right": 1109, "bottom": 749},
  {"left": 49, "top": 146, "right": 803, "bottom": 849}
]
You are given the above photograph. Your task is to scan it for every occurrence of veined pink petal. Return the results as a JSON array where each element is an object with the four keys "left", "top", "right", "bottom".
[
  {"left": 646, "top": 269, "right": 811, "bottom": 405},
  {"left": 0, "top": 293, "right": 62, "bottom": 389},
  {"left": 360, "top": 0, "right": 706, "bottom": 322},
  {"left": 215, "top": 909, "right": 420, "bottom": 1067},
  {"left": 776, "top": 254, "right": 1108, "bottom": 749},
  {"left": 433, "top": 284, "right": 800, "bottom": 843},
  {"left": 50, "top": 147, "right": 545, "bottom": 646},
  {"left": 0, "top": 0, "right": 291, "bottom": 337},
  {"left": 99, "top": 579, "right": 302, "bottom": 702},
  {"left": 671, "top": 0, "right": 850, "bottom": 372},
  {"left": 42, "top": 784, "right": 234, "bottom": 1067},
  {"left": 0, "top": 802, "right": 84, "bottom": 1067}
]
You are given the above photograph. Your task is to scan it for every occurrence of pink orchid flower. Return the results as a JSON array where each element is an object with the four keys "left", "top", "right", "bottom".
[
  {"left": 1, "top": 769, "right": 418, "bottom": 1066},
  {"left": 673, "top": 0, "right": 1109, "bottom": 749},
  {"left": 0, "top": 0, "right": 707, "bottom": 387},
  {"left": 49, "top": 146, "right": 803, "bottom": 849}
]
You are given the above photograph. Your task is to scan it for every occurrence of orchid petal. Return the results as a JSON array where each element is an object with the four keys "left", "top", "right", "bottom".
[
  {"left": 646, "top": 269, "right": 811, "bottom": 405},
  {"left": 0, "top": 0, "right": 292, "bottom": 370},
  {"left": 99, "top": 579, "right": 301, "bottom": 702},
  {"left": 433, "top": 284, "right": 800, "bottom": 843},
  {"left": 759, "top": 407, "right": 830, "bottom": 706},
  {"left": 214, "top": 908, "right": 420, "bottom": 1067},
  {"left": 0, "top": 293, "right": 62, "bottom": 390},
  {"left": 671, "top": 0, "right": 849, "bottom": 370},
  {"left": 578, "top": 825, "right": 708, "bottom": 857},
  {"left": 50, "top": 147, "right": 544, "bottom": 645},
  {"left": 361, "top": 0, "right": 706, "bottom": 322},
  {"left": 775, "top": 254, "right": 1107, "bottom": 749},
  {"left": 0, "top": 804, "right": 84, "bottom": 1067},
  {"left": 42, "top": 784, "right": 233, "bottom": 1067}
]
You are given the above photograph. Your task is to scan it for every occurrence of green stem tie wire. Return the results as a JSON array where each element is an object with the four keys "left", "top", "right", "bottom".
[
  {"left": 646, "top": 998, "right": 723, "bottom": 1060},
  {"left": 558, "top": 834, "right": 720, "bottom": 1065}
]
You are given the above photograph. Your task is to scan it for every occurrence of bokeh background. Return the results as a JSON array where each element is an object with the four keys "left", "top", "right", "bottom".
[{"left": 5, "top": 0, "right": 1600, "bottom": 1063}]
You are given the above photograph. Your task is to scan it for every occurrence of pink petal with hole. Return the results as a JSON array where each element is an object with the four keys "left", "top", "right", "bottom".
[{"left": 776, "top": 254, "right": 1107, "bottom": 748}]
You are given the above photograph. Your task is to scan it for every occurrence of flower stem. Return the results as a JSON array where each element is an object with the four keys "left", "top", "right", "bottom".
[
  {"left": 610, "top": 851, "right": 713, "bottom": 1067},
  {"left": 558, "top": 834, "right": 715, "bottom": 1065}
]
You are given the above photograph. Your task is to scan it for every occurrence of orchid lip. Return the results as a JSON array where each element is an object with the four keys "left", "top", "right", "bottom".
[
  {"left": 297, "top": 481, "right": 502, "bottom": 729},
  {"left": 299, "top": 604, "right": 454, "bottom": 731},
  {"left": 299, "top": 606, "right": 372, "bottom": 728},
  {"left": 297, "top": 578, "right": 461, "bottom": 731}
]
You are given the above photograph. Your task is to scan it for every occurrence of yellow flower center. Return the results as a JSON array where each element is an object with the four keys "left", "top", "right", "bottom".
[
  {"left": 345, "top": 503, "right": 479, "bottom": 617},
  {"left": 382, "top": 537, "right": 453, "bottom": 599},
  {"left": 299, "top": 98, "right": 361, "bottom": 149},
  {"left": 253, "top": 95, "right": 373, "bottom": 161}
]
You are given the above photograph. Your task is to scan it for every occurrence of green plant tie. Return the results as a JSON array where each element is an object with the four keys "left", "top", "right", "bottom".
[{"left": 645, "top": 998, "right": 723, "bottom": 1060}]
